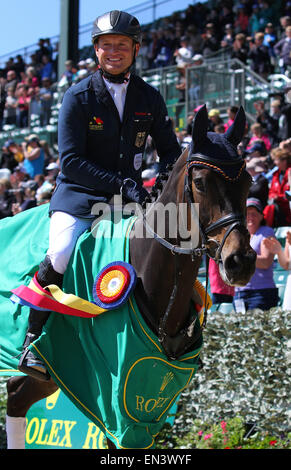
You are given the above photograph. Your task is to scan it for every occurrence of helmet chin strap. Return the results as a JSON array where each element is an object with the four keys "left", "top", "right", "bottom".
[{"left": 99, "top": 44, "right": 137, "bottom": 84}]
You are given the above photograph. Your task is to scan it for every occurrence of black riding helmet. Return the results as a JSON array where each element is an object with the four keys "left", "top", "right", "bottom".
[{"left": 92, "top": 10, "right": 142, "bottom": 83}]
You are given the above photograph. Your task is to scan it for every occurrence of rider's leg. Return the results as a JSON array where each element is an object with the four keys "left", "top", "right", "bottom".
[{"left": 18, "top": 212, "right": 92, "bottom": 381}]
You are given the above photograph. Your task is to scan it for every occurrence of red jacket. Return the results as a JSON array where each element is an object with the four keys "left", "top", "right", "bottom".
[{"left": 269, "top": 167, "right": 290, "bottom": 200}]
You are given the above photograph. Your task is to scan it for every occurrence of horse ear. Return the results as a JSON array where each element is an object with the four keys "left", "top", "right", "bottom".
[
  {"left": 191, "top": 104, "right": 208, "bottom": 148},
  {"left": 224, "top": 106, "right": 246, "bottom": 147}
]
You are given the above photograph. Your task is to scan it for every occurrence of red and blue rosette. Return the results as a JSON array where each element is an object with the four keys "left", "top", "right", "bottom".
[{"left": 92, "top": 261, "right": 137, "bottom": 310}]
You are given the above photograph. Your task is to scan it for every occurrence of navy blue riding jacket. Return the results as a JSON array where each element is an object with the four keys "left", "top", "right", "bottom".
[{"left": 49, "top": 70, "right": 181, "bottom": 217}]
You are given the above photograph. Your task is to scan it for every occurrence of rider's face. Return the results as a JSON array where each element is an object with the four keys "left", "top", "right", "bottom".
[{"left": 94, "top": 34, "right": 139, "bottom": 76}]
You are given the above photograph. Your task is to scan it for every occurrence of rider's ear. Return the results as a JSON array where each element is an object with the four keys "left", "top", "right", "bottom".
[
  {"left": 224, "top": 106, "right": 246, "bottom": 148},
  {"left": 191, "top": 104, "right": 208, "bottom": 149}
]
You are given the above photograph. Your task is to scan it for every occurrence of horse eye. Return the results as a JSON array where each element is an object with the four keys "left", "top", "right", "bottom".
[{"left": 193, "top": 178, "right": 205, "bottom": 192}]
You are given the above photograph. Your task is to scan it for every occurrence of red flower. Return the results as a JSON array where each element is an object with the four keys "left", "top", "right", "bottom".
[{"left": 269, "top": 440, "right": 277, "bottom": 446}]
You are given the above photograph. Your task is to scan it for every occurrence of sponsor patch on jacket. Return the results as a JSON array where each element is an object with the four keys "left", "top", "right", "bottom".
[
  {"left": 89, "top": 116, "right": 104, "bottom": 131},
  {"left": 133, "top": 153, "right": 143, "bottom": 170}
]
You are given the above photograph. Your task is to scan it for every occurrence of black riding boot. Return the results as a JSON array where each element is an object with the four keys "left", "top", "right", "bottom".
[{"left": 18, "top": 256, "right": 63, "bottom": 381}]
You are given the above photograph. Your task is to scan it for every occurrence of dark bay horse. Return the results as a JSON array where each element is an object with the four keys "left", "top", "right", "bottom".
[{"left": 5, "top": 105, "right": 256, "bottom": 449}]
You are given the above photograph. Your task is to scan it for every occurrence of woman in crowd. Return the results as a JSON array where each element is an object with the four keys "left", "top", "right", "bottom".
[
  {"left": 263, "top": 231, "right": 291, "bottom": 310},
  {"left": 21, "top": 135, "right": 44, "bottom": 178},
  {"left": 234, "top": 198, "right": 279, "bottom": 312}
]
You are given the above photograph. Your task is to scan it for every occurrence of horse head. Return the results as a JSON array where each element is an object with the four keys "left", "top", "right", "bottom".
[{"left": 185, "top": 104, "right": 256, "bottom": 286}]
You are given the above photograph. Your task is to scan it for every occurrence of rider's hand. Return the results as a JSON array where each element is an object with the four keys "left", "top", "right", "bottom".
[{"left": 120, "top": 178, "right": 149, "bottom": 204}]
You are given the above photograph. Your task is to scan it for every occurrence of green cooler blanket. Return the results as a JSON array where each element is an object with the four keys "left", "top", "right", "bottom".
[{"left": 0, "top": 204, "right": 202, "bottom": 449}]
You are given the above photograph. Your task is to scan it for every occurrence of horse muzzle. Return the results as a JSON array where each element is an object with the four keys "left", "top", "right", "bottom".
[{"left": 219, "top": 248, "right": 257, "bottom": 287}]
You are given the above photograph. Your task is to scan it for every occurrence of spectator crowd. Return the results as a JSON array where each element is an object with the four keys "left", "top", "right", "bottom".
[{"left": 0, "top": 0, "right": 290, "bottom": 312}]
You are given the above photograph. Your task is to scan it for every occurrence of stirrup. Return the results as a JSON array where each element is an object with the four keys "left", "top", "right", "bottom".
[{"left": 18, "top": 333, "right": 50, "bottom": 382}]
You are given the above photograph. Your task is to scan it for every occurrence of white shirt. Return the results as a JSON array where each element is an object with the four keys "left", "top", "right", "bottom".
[{"left": 103, "top": 76, "right": 129, "bottom": 121}]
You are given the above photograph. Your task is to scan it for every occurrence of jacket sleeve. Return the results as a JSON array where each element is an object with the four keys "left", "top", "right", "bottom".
[
  {"left": 58, "top": 88, "right": 122, "bottom": 193},
  {"left": 150, "top": 92, "right": 181, "bottom": 171}
]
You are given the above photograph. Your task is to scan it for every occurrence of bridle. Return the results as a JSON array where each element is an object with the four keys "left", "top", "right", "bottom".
[
  {"left": 142, "top": 153, "right": 247, "bottom": 263},
  {"left": 140, "top": 152, "right": 248, "bottom": 360}
]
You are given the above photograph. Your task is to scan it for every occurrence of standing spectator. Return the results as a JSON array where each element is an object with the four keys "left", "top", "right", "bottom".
[
  {"left": 221, "top": 24, "right": 234, "bottom": 48},
  {"left": 0, "top": 76, "right": 5, "bottom": 131},
  {"left": 174, "top": 36, "right": 193, "bottom": 69},
  {"left": 35, "top": 38, "right": 51, "bottom": 64},
  {"left": 274, "top": 25, "right": 291, "bottom": 74},
  {"left": 246, "top": 157, "right": 269, "bottom": 208},
  {"left": 209, "top": 258, "right": 234, "bottom": 305},
  {"left": 234, "top": 198, "right": 279, "bottom": 312},
  {"left": 230, "top": 33, "right": 249, "bottom": 65},
  {"left": 25, "top": 67, "right": 39, "bottom": 89},
  {"left": 248, "top": 32, "right": 273, "bottom": 79},
  {"left": 4, "top": 70, "right": 18, "bottom": 93},
  {"left": 39, "top": 78, "right": 53, "bottom": 126},
  {"left": 266, "top": 148, "right": 291, "bottom": 226},
  {"left": 263, "top": 231, "right": 291, "bottom": 310},
  {"left": 3, "top": 87, "right": 17, "bottom": 126},
  {"left": 253, "top": 100, "right": 281, "bottom": 146},
  {"left": 40, "top": 55, "right": 54, "bottom": 82},
  {"left": 248, "top": 4, "right": 261, "bottom": 36},
  {"left": 263, "top": 23, "right": 277, "bottom": 59},
  {"left": 15, "top": 84, "right": 30, "bottom": 128},
  {"left": 258, "top": 1, "right": 274, "bottom": 31},
  {"left": 21, "top": 135, "right": 45, "bottom": 178},
  {"left": 234, "top": 4, "right": 249, "bottom": 34},
  {"left": 201, "top": 23, "right": 220, "bottom": 56}
]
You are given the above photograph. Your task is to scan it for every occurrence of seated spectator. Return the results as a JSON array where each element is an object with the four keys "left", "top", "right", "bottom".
[
  {"left": 3, "top": 87, "right": 17, "bottom": 126},
  {"left": 214, "top": 123, "right": 226, "bottom": 134},
  {"left": 263, "top": 231, "right": 291, "bottom": 310},
  {"left": 209, "top": 258, "right": 234, "bottom": 305},
  {"left": 264, "top": 147, "right": 291, "bottom": 226},
  {"left": 247, "top": 122, "right": 272, "bottom": 153},
  {"left": 274, "top": 25, "right": 291, "bottom": 74},
  {"left": 21, "top": 135, "right": 45, "bottom": 178},
  {"left": 15, "top": 84, "right": 30, "bottom": 128},
  {"left": 234, "top": 198, "right": 279, "bottom": 312},
  {"left": 39, "top": 77, "right": 53, "bottom": 126},
  {"left": 246, "top": 157, "right": 269, "bottom": 208},
  {"left": 11, "top": 180, "right": 37, "bottom": 214},
  {"left": 208, "top": 108, "right": 224, "bottom": 131},
  {"left": 35, "top": 38, "right": 51, "bottom": 64},
  {"left": 0, "top": 177, "right": 15, "bottom": 219},
  {"left": 248, "top": 32, "right": 273, "bottom": 79},
  {"left": 225, "top": 106, "right": 239, "bottom": 130},
  {"left": 0, "top": 140, "right": 21, "bottom": 172},
  {"left": 230, "top": 33, "right": 249, "bottom": 65}
]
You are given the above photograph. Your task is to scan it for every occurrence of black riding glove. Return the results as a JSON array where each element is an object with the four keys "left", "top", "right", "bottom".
[{"left": 120, "top": 178, "right": 149, "bottom": 204}]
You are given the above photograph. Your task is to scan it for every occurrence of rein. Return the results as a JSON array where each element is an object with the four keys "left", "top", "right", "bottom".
[{"left": 140, "top": 152, "right": 247, "bottom": 360}]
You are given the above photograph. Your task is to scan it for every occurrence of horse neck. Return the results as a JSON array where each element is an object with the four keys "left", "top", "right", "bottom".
[{"left": 130, "top": 149, "right": 201, "bottom": 337}]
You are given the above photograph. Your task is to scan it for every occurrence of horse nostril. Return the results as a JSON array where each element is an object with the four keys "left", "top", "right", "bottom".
[
  {"left": 233, "top": 254, "right": 240, "bottom": 265},
  {"left": 224, "top": 253, "right": 244, "bottom": 273}
]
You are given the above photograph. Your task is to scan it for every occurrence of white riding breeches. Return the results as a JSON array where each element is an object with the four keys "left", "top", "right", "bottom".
[{"left": 47, "top": 211, "right": 92, "bottom": 275}]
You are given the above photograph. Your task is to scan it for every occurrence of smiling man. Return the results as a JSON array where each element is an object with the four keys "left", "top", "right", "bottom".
[{"left": 18, "top": 10, "right": 181, "bottom": 381}]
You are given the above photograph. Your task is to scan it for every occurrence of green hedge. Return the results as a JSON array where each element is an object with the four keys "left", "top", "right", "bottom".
[{"left": 161, "top": 307, "right": 291, "bottom": 447}]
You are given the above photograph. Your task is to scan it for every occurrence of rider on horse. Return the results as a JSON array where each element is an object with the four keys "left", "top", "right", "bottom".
[{"left": 18, "top": 10, "right": 181, "bottom": 381}]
